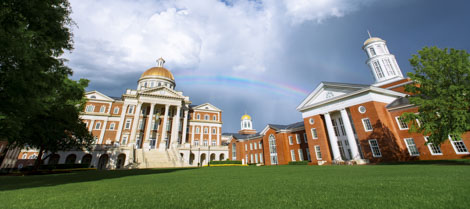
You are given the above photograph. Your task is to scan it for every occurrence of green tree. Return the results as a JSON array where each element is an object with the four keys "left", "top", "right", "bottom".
[
  {"left": 403, "top": 46, "right": 470, "bottom": 145},
  {"left": 0, "top": 0, "right": 93, "bottom": 169}
]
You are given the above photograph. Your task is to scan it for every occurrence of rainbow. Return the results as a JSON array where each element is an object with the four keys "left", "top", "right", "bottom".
[{"left": 174, "top": 74, "right": 310, "bottom": 97}]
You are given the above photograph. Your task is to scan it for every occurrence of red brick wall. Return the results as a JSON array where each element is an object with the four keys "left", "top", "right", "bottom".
[{"left": 303, "top": 115, "right": 333, "bottom": 165}]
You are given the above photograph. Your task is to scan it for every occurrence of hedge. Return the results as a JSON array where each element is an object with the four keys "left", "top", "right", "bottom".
[
  {"left": 209, "top": 160, "right": 242, "bottom": 165},
  {"left": 288, "top": 161, "right": 309, "bottom": 165},
  {"left": 21, "top": 164, "right": 90, "bottom": 171}
]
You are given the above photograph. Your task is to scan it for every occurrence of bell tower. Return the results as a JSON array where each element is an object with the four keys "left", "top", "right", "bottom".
[
  {"left": 363, "top": 33, "right": 404, "bottom": 86},
  {"left": 239, "top": 114, "right": 256, "bottom": 135}
]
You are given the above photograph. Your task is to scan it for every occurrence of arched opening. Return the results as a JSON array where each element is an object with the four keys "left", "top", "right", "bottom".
[
  {"left": 48, "top": 154, "right": 60, "bottom": 165},
  {"left": 189, "top": 153, "right": 195, "bottom": 165},
  {"left": 65, "top": 154, "right": 77, "bottom": 164},
  {"left": 200, "top": 153, "right": 206, "bottom": 166},
  {"left": 180, "top": 153, "right": 184, "bottom": 159},
  {"left": 81, "top": 154, "right": 92, "bottom": 166},
  {"left": 210, "top": 153, "right": 216, "bottom": 162},
  {"left": 98, "top": 154, "right": 109, "bottom": 170},
  {"left": 220, "top": 153, "right": 225, "bottom": 161},
  {"left": 116, "top": 154, "right": 126, "bottom": 169}
]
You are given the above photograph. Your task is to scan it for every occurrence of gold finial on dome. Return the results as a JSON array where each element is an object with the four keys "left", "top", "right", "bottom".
[{"left": 241, "top": 114, "right": 251, "bottom": 120}]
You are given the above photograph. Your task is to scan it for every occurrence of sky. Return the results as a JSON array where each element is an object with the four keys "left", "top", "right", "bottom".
[{"left": 66, "top": 0, "right": 470, "bottom": 133}]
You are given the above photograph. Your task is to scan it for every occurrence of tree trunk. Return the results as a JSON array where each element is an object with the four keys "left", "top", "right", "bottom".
[{"left": 33, "top": 146, "right": 44, "bottom": 171}]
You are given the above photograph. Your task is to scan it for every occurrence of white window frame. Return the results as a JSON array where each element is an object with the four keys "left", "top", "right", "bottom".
[
  {"left": 288, "top": 136, "right": 293, "bottom": 145},
  {"left": 368, "top": 139, "right": 382, "bottom": 157},
  {"left": 245, "top": 144, "right": 247, "bottom": 151},
  {"left": 290, "top": 149, "right": 296, "bottom": 161},
  {"left": 298, "top": 149, "right": 304, "bottom": 161},
  {"left": 362, "top": 118, "right": 373, "bottom": 132},
  {"left": 212, "top": 128, "right": 216, "bottom": 134},
  {"left": 213, "top": 115, "right": 217, "bottom": 121},
  {"left": 250, "top": 143, "right": 253, "bottom": 150},
  {"left": 211, "top": 140, "right": 216, "bottom": 146},
  {"left": 295, "top": 134, "right": 301, "bottom": 144},
  {"left": 303, "top": 133, "right": 308, "bottom": 143},
  {"left": 306, "top": 148, "right": 311, "bottom": 161},
  {"left": 395, "top": 116, "right": 409, "bottom": 130},
  {"left": 122, "top": 135, "right": 128, "bottom": 145},
  {"left": 254, "top": 142, "right": 257, "bottom": 150},
  {"left": 95, "top": 122, "right": 101, "bottom": 130},
  {"left": 85, "top": 105, "right": 95, "bottom": 112},
  {"left": 109, "top": 123, "right": 115, "bottom": 130},
  {"left": 424, "top": 136, "right": 442, "bottom": 155},
  {"left": 194, "top": 140, "right": 199, "bottom": 146},
  {"left": 128, "top": 105, "right": 134, "bottom": 114},
  {"left": 311, "top": 128, "right": 318, "bottom": 139},
  {"left": 259, "top": 153, "right": 263, "bottom": 163},
  {"left": 196, "top": 127, "right": 200, "bottom": 134},
  {"left": 204, "top": 128, "right": 208, "bottom": 134},
  {"left": 204, "top": 115, "right": 209, "bottom": 120},
  {"left": 314, "top": 145, "right": 322, "bottom": 160},
  {"left": 113, "top": 107, "right": 119, "bottom": 114},
  {"left": 124, "top": 119, "right": 132, "bottom": 129},
  {"left": 99, "top": 106, "right": 106, "bottom": 113},
  {"left": 449, "top": 136, "right": 469, "bottom": 154},
  {"left": 404, "top": 138, "right": 420, "bottom": 156},
  {"left": 197, "top": 114, "right": 200, "bottom": 120}
]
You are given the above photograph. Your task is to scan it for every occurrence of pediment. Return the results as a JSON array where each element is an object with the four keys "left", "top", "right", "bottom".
[
  {"left": 85, "top": 91, "right": 114, "bottom": 101},
  {"left": 192, "top": 103, "right": 221, "bottom": 112},
  {"left": 297, "top": 82, "right": 369, "bottom": 111},
  {"left": 141, "top": 87, "right": 184, "bottom": 98}
]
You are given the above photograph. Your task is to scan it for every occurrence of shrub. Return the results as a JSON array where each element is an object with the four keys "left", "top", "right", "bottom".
[
  {"left": 288, "top": 161, "right": 309, "bottom": 165},
  {"left": 209, "top": 160, "right": 242, "bottom": 165}
]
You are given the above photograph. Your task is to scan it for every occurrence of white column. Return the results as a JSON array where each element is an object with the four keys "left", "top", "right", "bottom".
[
  {"left": 145, "top": 103, "right": 155, "bottom": 141},
  {"left": 115, "top": 104, "right": 129, "bottom": 142},
  {"left": 217, "top": 126, "right": 220, "bottom": 146},
  {"left": 208, "top": 125, "right": 212, "bottom": 145},
  {"left": 129, "top": 103, "right": 142, "bottom": 144},
  {"left": 340, "top": 109, "right": 361, "bottom": 160},
  {"left": 98, "top": 120, "right": 108, "bottom": 144},
  {"left": 160, "top": 104, "right": 170, "bottom": 149},
  {"left": 88, "top": 120, "right": 95, "bottom": 132},
  {"left": 170, "top": 105, "right": 181, "bottom": 145},
  {"left": 182, "top": 108, "right": 189, "bottom": 144},
  {"left": 323, "top": 113, "right": 342, "bottom": 161}
]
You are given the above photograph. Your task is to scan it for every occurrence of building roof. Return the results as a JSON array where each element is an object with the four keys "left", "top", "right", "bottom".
[
  {"left": 386, "top": 96, "right": 414, "bottom": 110},
  {"left": 222, "top": 133, "right": 262, "bottom": 140},
  {"left": 241, "top": 114, "right": 251, "bottom": 120},
  {"left": 141, "top": 67, "right": 174, "bottom": 80},
  {"left": 268, "top": 121, "right": 304, "bottom": 131},
  {"left": 363, "top": 37, "right": 384, "bottom": 46}
]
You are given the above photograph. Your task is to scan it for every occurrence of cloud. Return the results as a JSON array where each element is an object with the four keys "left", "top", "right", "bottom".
[{"left": 67, "top": 0, "right": 376, "bottom": 131}]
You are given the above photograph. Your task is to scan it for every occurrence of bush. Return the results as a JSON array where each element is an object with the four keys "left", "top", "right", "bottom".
[
  {"left": 209, "top": 160, "right": 242, "bottom": 165},
  {"left": 288, "top": 161, "right": 309, "bottom": 165},
  {"left": 26, "top": 164, "right": 91, "bottom": 170}
]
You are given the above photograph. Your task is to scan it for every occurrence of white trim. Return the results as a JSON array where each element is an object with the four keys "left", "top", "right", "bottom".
[
  {"left": 395, "top": 116, "right": 409, "bottom": 130},
  {"left": 368, "top": 139, "right": 382, "bottom": 157},
  {"left": 424, "top": 136, "right": 442, "bottom": 155},
  {"left": 404, "top": 138, "right": 420, "bottom": 156},
  {"left": 362, "top": 118, "right": 373, "bottom": 132},
  {"left": 449, "top": 136, "right": 469, "bottom": 154},
  {"left": 290, "top": 149, "right": 296, "bottom": 161},
  {"left": 311, "top": 128, "right": 318, "bottom": 139},
  {"left": 314, "top": 145, "right": 322, "bottom": 160}
]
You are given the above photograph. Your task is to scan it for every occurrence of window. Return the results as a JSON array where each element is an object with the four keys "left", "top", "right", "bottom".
[
  {"left": 304, "top": 133, "right": 308, "bottom": 143},
  {"left": 269, "top": 135, "right": 278, "bottom": 164},
  {"left": 424, "top": 136, "right": 442, "bottom": 155},
  {"left": 128, "top": 105, "right": 134, "bottom": 114},
  {"left": 109, "top": 123, "right": 115, "bottom": 130},
  {"left": 250, "top": 154, "right": 254, "bottom": 163},
  {"left": 29, "top": 155, "right": 37, "bottom": 159},
  {"left": 250, "top": 143, "right": 253, "bottom": 150},
  {"left": 203, "top": 140, "right": 208, "bottom": 146},
  {"left": 373, "top": 61, "right": 385, "bottom": 79},
  {"left": 232, "top": 143, "right": 237, "bottom": 160},
  {"left": 245, "top": 144, "right": 247, "bottom": 151},
  {"left": 213, "top": 115, "right": 217, "bottom": 121},
  {"left": 288, "top": 136, "right": 293, "bottom": 145},
  {"left": 113, "top": 107, "right": 119, "bottom": 114},
  {"left": 166, "top": 121, "right": 170, "bottom": 131},
  {"left": 395, "top": 116, "right": 409, "bottom": 130},
  {"left": 298, "top": 149, "right": 304, "bottom": 161},
  {"left": 255, "top": 154, "right": 259, "bottom": 163},
  {"left": 295, "top": 134, "right": 301, "bottom": 144},
  {"left": 259, "top": 141, "right": 262, "bottom": 149},
  {"left": 95, "top": 122, "right": 101, "bottom": 130},
  {"left": 100, "top": 106, "right": 106, "bottom": 113},
  {"left": 22, "top": 153, "right": 27, "bottom": 159},
  {"left": 85, "top": 105, "right": 94, "bottom": 112},
  {"left": 259, "top": 153, "right": 263, "bottom": 163},
  {"left": 337, "top": 141, "right": 346, "bottom": 160},
  {"left": 204, "top": 128, "right": 208, "bottom": 134},
  {"left": 195, "top": 127, "right": 200, "bottom": 134},
  {"left": 254, "top": 142, "right": 258, "bottom": 150},
  {"left": 138, "top": 119, "right": 144, "bottom": 130},
  {"left": 211, "top": 140, "right": 216, "bottom": 146},
  {"left": 197, "top": 114, "right": 200, "bottom": 120},
  {"left": 309, "top": 118, "right": 314, "bottom": 124},
  {"left": 194, "top": 140, "right": 199, "bottom": 146},
  {"left": 122, "top": 135, "right": 128, "bottom": 145},
  {"left": 383, "top": 58, "right": 395, "bottom": 76},
  {"left": 306, "top": 148, "right": 311, "bottom": 161},
  {"left": 362, "top": 118, "right": 373, "bottom": 132},
  {"left": 331, "top": 119, "right": 340, "bottom": 136},
  {"left": 449, "top": 136, "right": 469, "bottom": 154},
  {"left": 369, "top": 47, "right": 376, "bottom": 56},
  {"left": 212, "top": 128, "right": 216, "bottom": 134},
  {"left": 124, "top": 119, "right": 131, "bottom": 129},
  {"left": 314, "top": 146, "right": 322, "bottom": 160},
  {"left": 338, "top": 118, "right": 346, "bottom": 136},
  {"left": 404, "top": 138, "right": 420, "bottom": 156},
  {"left": 290, "top": 150, "right": 296, "bottom": 161},
  {"left": 204, "top": 115, "right": 209, "bottom": 120},
  {"left": 358, "top": 106, "right": 366, "bottom": 114},
  {"left": 152, "top": 119, "right": 159, "bottom": 130},
  {"left": 368, "top": 139, "right": 382, "bottom": 157},
  {"left": 311, "top": 128, "right": 318, "bottom": 139}
]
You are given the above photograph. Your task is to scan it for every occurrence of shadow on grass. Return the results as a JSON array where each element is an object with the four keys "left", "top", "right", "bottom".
[
  {"left": 0, "top": 168, "right": 196, "bottom": 192},
  {"left": 377, "top": 159, "right": 470, "bottom": 166}
]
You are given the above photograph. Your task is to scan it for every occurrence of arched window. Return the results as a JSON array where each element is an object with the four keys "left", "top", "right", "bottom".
[
  {"left": 100, "top": 106, "right": 105, "bottom": 113},
  {"left": 232, "top": 143, "right": 236, "bottom": 160},
  {"left": 269, "top": 134, "right": 278, "bottom": 165},
  {"left": 196, "top": 127, "right": 200, "bottom": 134},
  {"left": 22, "top": 153, "right": 27, "bottom": 159},
  {"left": 197, "top": 114, "right": 200, "bottom": 120},
  {"left": 90, "top": 95, "right": 96, "bottom": 99},
  {"left": 109, "top": 123, "right": 115, "bottom": 130},
  {"left": 213, "top": 115, "right": 217, "bottom": 121},
  {"left": 204, "top": 128, "right": 208, "bottom": 134},
  {"left": 204, "top": 115, "right": 209, "bottom": 120}
]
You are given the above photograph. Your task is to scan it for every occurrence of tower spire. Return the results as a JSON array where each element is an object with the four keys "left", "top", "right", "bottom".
[
  {"left": 156, "top": 57, "right": 165, "bottom": 67},
  {"left": 367, "top": 30, "right": 372, "bottom": 38}
]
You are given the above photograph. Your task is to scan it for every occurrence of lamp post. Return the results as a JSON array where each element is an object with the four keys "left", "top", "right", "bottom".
[{"left": 208, "top": 145, "right": 211, "bottom": 167}]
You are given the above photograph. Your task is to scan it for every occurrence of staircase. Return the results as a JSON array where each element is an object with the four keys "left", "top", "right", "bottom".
[{"left": 133, "top": 147, "right": 189, "bottom": 168}]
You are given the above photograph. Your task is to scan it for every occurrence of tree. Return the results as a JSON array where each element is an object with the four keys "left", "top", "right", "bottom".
[
  {"left": 403, "top": 46, "right": 470, "bottom": 145},
  {"left": 0, "top": 0, "right": 93, "bottom": 169}
]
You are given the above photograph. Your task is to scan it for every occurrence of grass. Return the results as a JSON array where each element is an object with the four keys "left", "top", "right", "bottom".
[{"left": 1, "top": 163, "right": 469, "bottom": 209}]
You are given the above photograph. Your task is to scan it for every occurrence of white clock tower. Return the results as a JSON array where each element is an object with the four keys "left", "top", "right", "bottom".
[{"left": 363, "top": 34, "right": 404, "bottom": 86}]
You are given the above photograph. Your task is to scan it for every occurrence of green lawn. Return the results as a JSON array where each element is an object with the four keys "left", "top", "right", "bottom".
[{"left": 1, "top": 164, "right": 469, "bottom": 209}]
